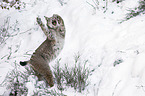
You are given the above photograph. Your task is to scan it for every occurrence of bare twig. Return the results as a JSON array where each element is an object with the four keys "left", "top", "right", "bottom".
[
  {"left": 104, "top": 0, "right": 108, "bottom": 13},
  {"left": 136, "top": 85, "right": 145, "bottom": 92},
  {"left": 96, "top": 79, "right": 102, "bottom": 96},
  {"left": 19, "top": 28, "right": 32, "bottom": 35},
  {"left": 86, "top": 1, "right": 98, "bottom": 11},
  {"left": 112, "top": 80, "right": 121, "bottom": 96}
]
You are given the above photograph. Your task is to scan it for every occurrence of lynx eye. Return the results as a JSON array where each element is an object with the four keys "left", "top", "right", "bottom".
[{"left": 52, "top": 20, "right": 57, "bottom": 26}]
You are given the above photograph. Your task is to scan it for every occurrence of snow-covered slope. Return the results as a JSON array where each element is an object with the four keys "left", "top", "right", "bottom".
[{"left": 1, "top": 0, "right": 145, "bottom": 96}]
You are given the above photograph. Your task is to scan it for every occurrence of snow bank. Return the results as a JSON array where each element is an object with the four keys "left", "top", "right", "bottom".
[{"left": 1, "top": 0, "right": 145, "bottom": 96}]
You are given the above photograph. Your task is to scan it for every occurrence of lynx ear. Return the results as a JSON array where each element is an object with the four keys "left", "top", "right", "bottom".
[
  {"left": 44, "top": 16, "right": 49, "bottom": 21},
  {"left": 53, "top": 14, "right": 58, "bottom": 17}
]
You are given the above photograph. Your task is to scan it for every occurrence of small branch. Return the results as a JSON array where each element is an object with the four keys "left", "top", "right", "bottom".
[
  {"left": 7, "top": 46, "right": 12, "bottom": 60},
  {"left": 86, "top": 1, "right": 97, "bottom": 11},
  {"left": 136, "top": 85, "right": 145, "bottom": 92},
  {"left": 104, "top": 0, "right": 108, "bottom": 13},
  {"left": 1, "top": 54, "right": 8, "bottom": 60},
  {"left": 96, "top": 79, "right": 102, "bottom": 96},
  {"left": 112, "top": 80, "right": 121, "bottom": 96},
  {"left": 19, "top": 28, "right": 32, "bottom": 35},
  {"left": 58, "top": 0, "right": 63, "bottom": 6},
  {"left": 92, "top": 0, "right": 99, "bottom": 9}
]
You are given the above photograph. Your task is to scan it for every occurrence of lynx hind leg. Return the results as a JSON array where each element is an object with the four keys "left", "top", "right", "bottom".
[
  {"left": 32, "top": 69, "right": 44, "bottom": 81},
  {"left": 32, "top": 64, "right": 54, "bottom": 87},
  {"left": 29, "top": 57, "right": 54, "bottom": 87},
  {"left": 44, "top": 73, "right": 54, "bottom": 87},
  {"left": 35, "top": 72, "right": 53, "bottom": 87}
]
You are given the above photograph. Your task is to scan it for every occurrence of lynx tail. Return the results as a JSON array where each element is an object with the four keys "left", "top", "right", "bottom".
[{"left": 20, "top": 61, "right": 28, "bottom": 66}]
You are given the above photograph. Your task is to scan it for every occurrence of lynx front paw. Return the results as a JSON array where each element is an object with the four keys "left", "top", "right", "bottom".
[{"left": 36, "top": 17, "right": 43, "bottom": 25}]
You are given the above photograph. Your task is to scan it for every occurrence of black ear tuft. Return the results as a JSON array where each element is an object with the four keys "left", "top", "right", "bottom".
[
  {"left": 44, "top": 16, "right": 49, "bottom": 21},
  {"left": 20, "top": 61, "right": 27, "bottom": 66}
]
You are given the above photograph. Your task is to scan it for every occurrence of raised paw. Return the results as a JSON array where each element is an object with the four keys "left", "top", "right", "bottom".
[{"left": 36, "top": 17, "right": 43, "bottom": 25}]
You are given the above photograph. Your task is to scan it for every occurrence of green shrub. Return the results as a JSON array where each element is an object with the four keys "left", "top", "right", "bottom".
[
  {"left": 1, "top": 61, "right": 28, "bottom": 96},
  {"left": 0, "top": 17, "right": 20, "bottom": 45},
  {"left": 33, "top": 82, "right": 65, "bottom": 96},
  {"left": 53, "top": 54, "right": 91, "bottom": 92},
  {"left": 0, "top": 0, "right": 26, "bottom": 10},
  {"left": 113, "top": 59, "right": 123, "bottom": 67},
  {"left": 121, "top": 0, "right": 145, "bottom": 23}
]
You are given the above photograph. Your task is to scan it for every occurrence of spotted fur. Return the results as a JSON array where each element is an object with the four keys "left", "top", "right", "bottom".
[{"left": 20, "top": 14, "right": 65, "bottom": 87}]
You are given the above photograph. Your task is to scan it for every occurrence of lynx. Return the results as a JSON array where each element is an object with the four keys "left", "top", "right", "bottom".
[{"left": 20, "top": 14, "right": 65, "bottom": 87}]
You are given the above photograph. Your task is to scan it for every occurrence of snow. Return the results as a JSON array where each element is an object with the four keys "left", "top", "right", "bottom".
[{"left": 1, "top": 0, "right": 145, "bottom": 96}]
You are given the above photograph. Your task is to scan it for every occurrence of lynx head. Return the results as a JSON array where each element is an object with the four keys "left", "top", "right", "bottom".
[{"left": 44, "top": 14, "right": 65, "bottom": 38}]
